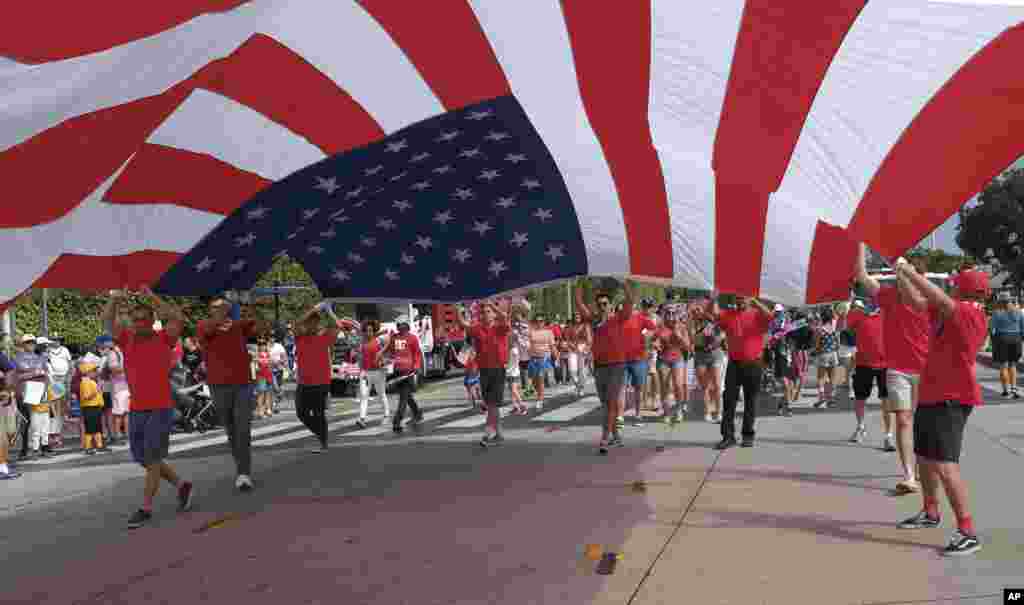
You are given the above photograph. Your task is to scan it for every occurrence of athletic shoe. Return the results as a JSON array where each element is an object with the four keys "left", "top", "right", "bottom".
[
  {"left": 479, "top": 433, "right": 504, "bottom": 448},
  {"left": 740, "top": 436, "right": 754, "bottom": 447},
  {"left": 781, "top": 406, "right": 793, "bottom": 417},
  {"left": 898, "top": 510, "right": 940, "bottom": 529},
  {"left": 705, "top": 413, "right": 714, "bottom": 422},
  {"left": 86, "top": 449, "right": 97, "bottom": 456},
  {"left": 235, "top": 474, "right": 253, "bottom": 492},
  {"left": 713, "top": 414, "right": 722, "bottom": 423},
  {"left": 714, "top": 438, "right": 737, "bottom": 450},
  {"left": 1014, "top": 391, "right": 1021, "bottom": 400},
  {"left": 0, "top": 470, "right": 22, "bottom": 480},
  {"left": 598, "top": 439, "right": 609, "bottom": 455},
  {"left": 849, "top": 426, "right": 866, "bottom": 443},
  {"left": 535, "top": 400, "right": 544, "bottom": 411},
  {"left": 942, "top": 530, "right": 981, "bottom": 556},
  {"left": 127, "top": 509, "right": 152, "bottom": 529},
  {"left": 99, "top": 445, "right": 111, "bottom": 452},
  {"left": 355, "top": 419, "right": 368, "bottom": 429},
  {"left": 177, "top": 481, "right": 194, "bottom": 512},
  {"left": 609, "top": 434, "right": 624, "bottom": 448},
  {"left": 393, "top": 425, "right": 404, "bottom": 435},
  {"left": 1003, "top": 390, "right": 1010, "bottom": 398},
  {"left": 883, "top": 434, "right": 896, "bottom": 452}
]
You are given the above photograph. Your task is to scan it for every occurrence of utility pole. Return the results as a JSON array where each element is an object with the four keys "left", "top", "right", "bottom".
[
  {"left": 274, "top": 280, "right": 281, "bottom": 328},
  {"left": 41, "top": 288, "right": 49, "bottom": 338}
]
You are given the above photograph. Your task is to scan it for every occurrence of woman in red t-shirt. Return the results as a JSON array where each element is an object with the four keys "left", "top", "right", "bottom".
[{"left": 293, "top": 302, "right": 357, "bottom": 452}]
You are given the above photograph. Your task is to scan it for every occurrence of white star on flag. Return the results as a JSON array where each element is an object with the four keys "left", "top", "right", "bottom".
[
  {"left": 485, "top": 131, "right": 511, "bottom": 142},
  {"left": 393, "top": 200, "right": 412, "bottom": 212},
  {"left": 435, "top": 274, "right": 454, "bottom": 288},
  {"left": 488, "top": 260, "right": 508, "bottom": 277},
  {"left": 360, "top": 237, "right": 377, "bottom": 247},
  {"left": 478, "top": 169, "right": 500, "bottom": 181},
  {"left": 510, "top": 232, "right": 529, "bottom": 248},
  {"left": 287, "top": 228, "right": 303, "bottom": 240},
  {"left": 410, "top": 152, "right": 431, "bottom": 162},
  {"left": 247, "top": 206, "right": 270, "bottom": 220},
  {"left": 471, "top": 220, "right": 493, "bottom": 236},
  {"left": 410, "top": 181, "right": 431, "bottom": 191},
  {"left": 234, "top": 233, "right": 257, "bottom": 247},
  {"left": 314, "top": 176, "right": 340, "bottom": 195},
  {"left": 385, "top": 269, "right": 400, "bottom": 281},
  {"left": 466, "top": 110, "right": 493, "bottom": 120},
  {"left": 364, "top": 165, "right": 384, "bottom": 176},
  {"left": 333, "top": 214, "right": 351, "bottom": 223},
  {"left": 436, "top": 130, "right": 460, "bottom": 142},
  {"left": 453, "top": 249, "right": 472, "bottom": 263},
  {"left": 495, "top": 196, "right": 517, "bottom": 209},
  {"left": 346, "top": 187, "right": 364, "bottom": 199},
  {"left": 522, "top": 178, "right": 541, "bottom": 190},
  {"left": 308, "top": 245, "right": 325, "bottom": 255},
  {"left": 433, "top": 210, "right": 455, "bottom": 226},
  {"left": 433, "top": 165, "right": 453, "bottom": 175},
  {"left": 230, "top": 259, "right": 247, "bottom": 272},
  {"left": 506, "top": 153, "right": 527, "bottom": 163},
  {"left": 385, "top": 139, "right": 408, "bottom": 153},
  {"left": 347, "top": 252, "right": 365, "bottom": 264},
  {"left": 377, "top": 218, "right": 397, "bottom": 230},
  {"left": 415, "top": 236, "right": 434, "bottom": 250},
  {"left": 332, "top": 269, "right": 351, "bottom": 281},
  {"left": 400, "top": 253, "right": 416, "bottom": 265},
  {"left": 534, "top": 208, "right": 553, "bottom": 222},
  {"left": 459, "top": 148, "right": 482, "bottom": 159},
  {"left": 453, "top": 188, "right": 474, "bottom": 200},
  {"left": 353, "top": 200, "right": 367, "bottom": 208},
  {"left": 302, "top": 208, "right": 320, "bottom": 221},
  {"left": 545, "top": 245, "right": 566, "bottom": 262},
  {"left": 195, "top": 257, "right": 215, "bottom": 272},
  {"left": 390, "top": 171, "right": 408, "bottom": 182},
  {"left": 320, "top": 228, "right": 337, "bottom": 239}
]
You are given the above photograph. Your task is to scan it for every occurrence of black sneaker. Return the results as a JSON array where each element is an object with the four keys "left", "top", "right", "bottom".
[
  {"left": 1003, "top": 390, "right": 1010, "bottom": 398},
  {"left": 941, "top": 530, "right": 981, "bottom": 556},
  {"left": 355, "top": 419, "right": 367, "bottom": 429},
  {"left": 1014, "top": 391, "right": 1021, "bottom": 400},
  {"left": 479, "top": 433, "right": 504, "bottom": 448},
  {"left": 609, "top": 435, "right": 624, "bottom": 448},
  {"left": 598, "top": 441, "right": 609, "bottom": 455},
  {"left": 86, "top": 449, "right": 97, "bottom": 456},
  {"left": 715, "top": 438, "right": 737, "bottom": 450},
  {"left": 177, "top": 481, "right": 194, "bottom": 512},
  {"left": 781, "top": 406, "right": 793, "bottom": 417},
  {"left": 898, "top": 510, "right": 940, "bottom": 529},
  {"left": 741, "top": 437, "right": 754, "bottom": 447},
  {"left": 127, "top": 509, "right": 152, "bottom": 529},
  {"left": 392, "top": 425, "right": 404, "bottom": 435}
]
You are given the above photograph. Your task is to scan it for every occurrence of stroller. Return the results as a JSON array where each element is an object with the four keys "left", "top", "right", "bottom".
[{"left": 172, "top": 366, "right": 219, "bottom": 433}]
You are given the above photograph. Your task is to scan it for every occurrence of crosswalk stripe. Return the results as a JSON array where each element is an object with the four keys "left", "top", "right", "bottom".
[
  {"left": 438, "top": 406, "right": 512, "bottom": 428},
  {"left": 532, "top": 395, "right": 603, "bottom": 422},
  {"left": 347, "top": 408, "right": 461, "bottom": 436},
  {"left": 254, "top": 412, "right": 363, "bottom": 447}
]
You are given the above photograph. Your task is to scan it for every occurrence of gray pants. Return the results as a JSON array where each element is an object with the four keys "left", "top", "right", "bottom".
[{"left": 210, "top": 384, "right": 254, "bottom": 476}]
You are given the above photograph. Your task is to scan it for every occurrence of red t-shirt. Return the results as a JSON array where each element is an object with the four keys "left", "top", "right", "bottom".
[
  {"left": 361, "top": 337, "right": 384, "bottom": 371},
  {"left": 114, "top": 329, "right": 175, "bottom": 410},
  {"left": 387, "top": 333, "right": 422, "bottom": 373},
  {"left": 469, "top": 323, "right": 511, "bottom": 369},
  {"left": 918, "top": 302, "right": 988, "bottom": 406},
  {"left": 656, "top": 326, "right": 685, "bottom": 363},
  {"left": 875, "top": 287, "right": 929, "bottom": 374},
  {"left": 296, "top": 333, "right": 334, "bottom": 385},
  {"left": 257, "top": 351, "right": 273, "bottom": 381},
  {"left": 197, "top": 319, "right": 258, "bottom": 385},
  {"left": 846, "top": 310, "right": 886, "bottom": 369},
  {"left": 550, "top": 325, "right": 562, "bottom": 340},
  {"left": 590, "top": 303, "right": 633, "bottom": 366},
  {"left": 620, "top": 312, "right": 658, "bottom": 362},
  {"left": 718, "top": 308, "right": 771, "bottom": 362}
]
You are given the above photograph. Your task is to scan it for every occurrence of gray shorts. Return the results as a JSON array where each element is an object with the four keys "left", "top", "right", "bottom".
[
  {"left": 593, "top": 364, "right": 625, "bottom": 405},
  {"left": 884, "top": 370, "right": 919, "bottom": 412},
  {"left": 817, "top": 352, "right": 840, "bottom": 369},
  {"left": 693, "top": 351, "right": 718, "bottom": 369}
]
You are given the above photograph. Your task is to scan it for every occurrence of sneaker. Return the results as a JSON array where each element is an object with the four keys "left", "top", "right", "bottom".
[
  {"left": 393, "top": 425, "right": 404, "bottom": 435},
  {"left": 883, "top": 435, "right": 896, "bottom": 452},
  {"left": 1003, "top": 390, "right": 1011, "bottom": 398},
  {"left": 0, "top": 470, "right": 22, "bottom": 480},
  {"left": 942, "top": 530, "right": 981, "bottom": 556},
  {"left": 1014, "top": 391, "right": 1021, "bottom": 400},
  {"left": 777, "top": 404, "right": 786, "bottom": 416},
  {"left": 781, "top": 406, "right": 793, "bottom": 418},
  {"left": 535, "top": 400, "right": 544, "bottom": 411},
  {"left": 609, "top": 435, "right": 624, "bottom": 448},
  {"left": 740, "top": 436, "right": 754, "bottom": 447},
  {"left": 598, "top": 439, "right": 609, "bottom": 455},
  {"left": 713, "top": 414, "right": 722, "bottom": 423},
  {"left": 177, "top": 481, "right": 194, "bottom": 512},
  {"left": 705, "top": 413, "right": 714, "bottom": 423},
  {"left": 849, "top": 426, "right": 866, "bottom": 443},
  {"left": 714, "top": 438, "right": 737, "bottom": 450},
  {"left": 235, "top": 474, "right": 253, "bottom": 492},
  {"left": 355, "top": 419, "right": 368, "bottom": 429},
  {"left": 898, "top": 510, "right": 940, "bottom": 529},
  {"left": 479, "top": 433, "right": 504, "bottom": 448},
  {"left": 893, "top": 479, "right": 920, "bottom": 495},
  {"left": 669, "top": 413, "right": 682, "bottom": 426},
  {"left": 127, "top": 509, "right": 152, "bottom": 529}
]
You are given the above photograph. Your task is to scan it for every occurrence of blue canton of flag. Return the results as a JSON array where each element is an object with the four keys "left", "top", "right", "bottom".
[{"left": 155, "top": 95, "right": 588, "bottom": 301}]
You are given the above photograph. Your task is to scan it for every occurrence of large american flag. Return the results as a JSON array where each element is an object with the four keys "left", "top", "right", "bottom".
[{"left": 2, "top": 1, "right": 1023, "bottom": 307}]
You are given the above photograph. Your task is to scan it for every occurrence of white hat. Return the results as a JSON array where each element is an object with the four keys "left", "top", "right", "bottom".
[
  {"left": 20, "top": 334, "right": 36, "bottom": 343},
  {"left": 36, "top": 336, "right": 50, "bottom": 345},
  {"left": 853, "top": 300, "right": 865, "bottom": 308},
  {"left": 773, "top": 304, "right": 784, "bottom": 312}
]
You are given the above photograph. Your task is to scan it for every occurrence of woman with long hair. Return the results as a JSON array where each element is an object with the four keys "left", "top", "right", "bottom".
[
  {"left": 691, "top": 301, "right": 725, "bottom": 423},
  {"left": 655, "top": 304, "right": 691, "bottom": 424},
  {"left": 814, "top": 307, "right": 841, "bottom": 407}
]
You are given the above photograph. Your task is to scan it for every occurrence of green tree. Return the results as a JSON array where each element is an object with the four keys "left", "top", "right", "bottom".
[
  {"left": 905, "top": 246, "right": 973, "bottom": 275},
  {"left": 957, "top": 167, "right": 1024, "bottom": 284}
]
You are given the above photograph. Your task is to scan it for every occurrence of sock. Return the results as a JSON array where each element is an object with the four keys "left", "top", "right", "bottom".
[
  {"left": 923, "top": 496, "right": 940, "bottom": 520},
  {"left": 0, "top": 463, "right": 8, "bottom": 474},
  {"left": 143, "top": 495, "right": 154, "bottom": 512},
  {"left": 957, "top": 515, "right": 975, "bottom": 536}
]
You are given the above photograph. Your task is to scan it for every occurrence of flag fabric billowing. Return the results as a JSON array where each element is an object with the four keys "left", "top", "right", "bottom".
[{"left": 2, "top": 1, "right": 1024, "bottom": 306}]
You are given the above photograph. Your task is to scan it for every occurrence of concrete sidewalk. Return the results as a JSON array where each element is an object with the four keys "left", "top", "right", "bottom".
[{"left": 4, "top": 387, "right": 1021, "bottom": 604}]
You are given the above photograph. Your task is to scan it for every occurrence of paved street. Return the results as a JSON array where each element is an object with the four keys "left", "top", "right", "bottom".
[{"left": 2, "top": 363, "right": 1022, "bottom": 604}]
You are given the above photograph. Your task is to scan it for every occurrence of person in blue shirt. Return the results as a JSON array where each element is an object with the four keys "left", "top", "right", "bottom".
[{"left": 990, "top": 292, "right": 1024, "bottom": 398}]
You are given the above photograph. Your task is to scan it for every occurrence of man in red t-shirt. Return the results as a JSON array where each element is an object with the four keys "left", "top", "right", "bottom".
[
  {"left": 454, "top": 300, "right": 512, "bottom": 446},
  {"left": 892, "top": 262, "right": 989, "bottom": 557},
  {"left": 197, "top": 297, "right": 269, "bottom": 491},
  {"left": 843, "top": 301, "right": 888, "bottom": 444},
  {"left": 384, "top": 317, "right": 424, "bottom": 434},
  {"left": 102, "top": 287, "right": 193, "bottom": 528},
  {"left": 293, "top": 302, "right": 358, "bottom": 451},
  {"left": 856, "top": 244, "right": 929, "bottom": 494},
  {"left": 712, "top": 295, "right": 772, "bottom": 449}
]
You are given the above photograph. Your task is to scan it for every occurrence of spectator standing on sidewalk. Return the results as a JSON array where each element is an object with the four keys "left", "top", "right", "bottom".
[
  {"left": 989, "top": 292, "right": 1023, "bottom": 398},
  {"left": 198, "top": 297, "right": 269, "bottom": 492},
  {"left": 0, "top": 372, "right": 21, "bottom": 479},
  {"left": 15, "top": 335, "right": 50, "bottom": 458}
]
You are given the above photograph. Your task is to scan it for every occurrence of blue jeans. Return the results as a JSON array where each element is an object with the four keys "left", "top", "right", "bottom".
[{"left": 624, "top": 360, "right": 649, "bottom": 387}]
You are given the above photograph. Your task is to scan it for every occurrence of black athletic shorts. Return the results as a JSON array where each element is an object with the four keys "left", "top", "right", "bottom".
[
  {"left": 853, "top": 367, "right": 888, "bottom": 401},
  {"left": 913, "top": 401, "right": 973, "bottom": 463},
  {"left": 102, "top": 391, "right": 113, "bottom": 410},
  {"left": 992, "top": 335, "right": 1023, "bottom": 365},
  {"left": 479, "top": 367, "right": 506, "bottom": 405}
]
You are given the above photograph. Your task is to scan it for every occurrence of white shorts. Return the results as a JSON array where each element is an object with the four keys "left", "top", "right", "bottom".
[
  {"left": 506, "top": 364, "right": 520, "bottom": 379},
  {"left": 566, "top": 352, "right": 579, "bottom": 375},
  {"left": 884, "top": 370, "right": 919, "bottom": 412},
  {"left": 112, "top": 390, "right": 131, "bottom": 415},
  {"left": 839, "top": 346, "right": 856, "bottom": 360},
  {"left": 817, "top": 352, "right": 840, "bottom": 369}
]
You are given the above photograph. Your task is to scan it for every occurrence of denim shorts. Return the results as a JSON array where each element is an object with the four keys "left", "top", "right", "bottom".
[
  {"left": 129, "top": 408, "right": 174, "bottom": 467},
  {"left": 527, "top": 356, "right": 553, "bottom": 378},
  {"left": 657, "top": 358, "right": 686, "bottom": 371},
  {"left": 464, "top": 373, "right": 480, "bottom": 387},
  {"left": 623, "top": 360, "right": 649, "bottom": 387}
]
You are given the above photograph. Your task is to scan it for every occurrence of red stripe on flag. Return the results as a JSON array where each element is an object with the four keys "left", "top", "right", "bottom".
[
  {"left": 33, "top": 251, "right": 185, "bottom": 291},
  {"left": 712, "top": 0, "right": 865, "bottom": 295},
  {"left": 359, "top": 1, "right": 511, "bottom": 110},
  {"left": 197, "top": 34, "right": 385, "bottom": 155},
  {"left": 106, "top": 144, "right": 271, "bottom": 215},
  {"left": 1, "top": 2, "right": 250, "bottom": 64},
  {"left": 560, "top": 0, "right": 673, "bottom": 278},
  {"left": 848, "top": 23, "right": 1024, "bottom": 260},
  {"left": 804, "top": 221, "right": 858, "bottom": 305}
]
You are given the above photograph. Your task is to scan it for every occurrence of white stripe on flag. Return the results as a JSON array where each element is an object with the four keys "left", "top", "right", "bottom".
[
  {"left": 147, "top": 89, "right": 326, "bottom": 181},
  {"left": 467, "top": 0, "right": 629, "bottom": 276},
  {"left": 532, "top": 396, "right": 603, "bottom": 422},
  {"left": 649, "top": 0, "right": 745, "bottom": 290},
  {"left": 0, "top": 159, "right": 224, "bottom": 302}
]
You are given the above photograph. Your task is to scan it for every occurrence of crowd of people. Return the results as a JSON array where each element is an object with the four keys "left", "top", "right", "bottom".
[{"left": 0, "top": 245, "right": 1000, "bottom": 557}]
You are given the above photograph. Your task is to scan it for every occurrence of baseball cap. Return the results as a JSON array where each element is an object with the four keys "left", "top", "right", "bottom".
[
  {"left": 36, "top": 336, "right": 50, "bottom": 345},
  {"left": 953, "top": 270, "right": 990, "bottom": 298}
]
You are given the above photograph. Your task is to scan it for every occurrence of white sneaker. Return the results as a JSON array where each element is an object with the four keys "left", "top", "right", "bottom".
[
  {"left": 535, "top": 400, "right": 544, "bottom": 411},
  {"left": 849, "top": 426, "right": 866, "bottom": 443},
  {"left": 235, "top": 474, "right": 253, "bottom": 491}
]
